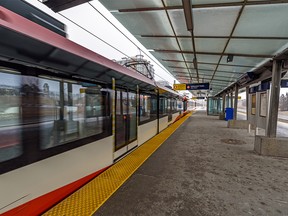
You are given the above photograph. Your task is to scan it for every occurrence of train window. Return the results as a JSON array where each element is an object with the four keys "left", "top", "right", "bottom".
[
  {"left": 159, "top": 97, "right": 168, "bottom": 116},
  {"left": 177, "top": 99, "right": 183, "bottom": 111},
  {"left": 139, "top": 93, "right": 157, "bottom": 124},
  {"left": 128, "top": 92, "right": 137, "bottom": 142},
  {"left": 0, "top": 71, "right": 23, "bottom": 162},
  {"left": 167, "top": 98, "right": 171, "bottom": 113},
  {"left": 38, "top": 77, "right": 108, "bottom": 149},
  {"left": 172, "top": 99, "right": 177, "bottom": 112},
  {"left": 251, "top": 94, "right": 256, "bottom": 115}
]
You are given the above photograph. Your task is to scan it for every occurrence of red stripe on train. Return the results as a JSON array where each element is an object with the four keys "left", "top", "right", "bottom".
[{"left": 2, "top": 166, "right": 110, "bottom": 216}]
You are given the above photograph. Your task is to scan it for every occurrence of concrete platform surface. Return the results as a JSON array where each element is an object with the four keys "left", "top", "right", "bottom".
[{"left": 94, "top": 110, "right": 288, "bottom": 216}]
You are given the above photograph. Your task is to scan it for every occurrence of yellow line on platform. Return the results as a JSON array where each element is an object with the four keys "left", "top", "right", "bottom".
[{"left": 43, "top": 112, "right": 193, "bottom": 216}]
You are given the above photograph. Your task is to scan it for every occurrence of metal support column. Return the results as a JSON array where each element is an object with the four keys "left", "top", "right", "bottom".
[
  {"left": 246, "top": 86, "right": 249, "bottom": 120},
  {"left": 266, "top": 60, "right": 282, "bottom": 137},
  {"left": 222, "top": 93, "right": 226, "bottom": 114},
  {"left": 233, "top": 84, "right": 239, "bottom": 120},
  {"left": 230, "top": 92, "right": 233, "bottom": 108}
]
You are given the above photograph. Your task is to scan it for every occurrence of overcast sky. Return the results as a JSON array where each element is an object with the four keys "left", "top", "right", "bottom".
[{"left": 26, "top": 0, "right": 179, "bottom": 87}]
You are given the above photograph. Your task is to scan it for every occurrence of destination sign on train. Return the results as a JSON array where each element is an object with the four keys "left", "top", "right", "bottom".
[{"left": 186, "top": 82, "right": 210, "bottom": 90}]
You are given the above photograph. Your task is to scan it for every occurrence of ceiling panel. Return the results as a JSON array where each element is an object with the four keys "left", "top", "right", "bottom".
[
  {"left": 112, "top": 11, "right": 174, "bottom": 35},
  {"left": 193, "top": 6, "right": 241, "bottom": 36},
  {"left": 192, "top": 0, "right": 245, "bottom": 4},
  {"left": 220, "top": 56, "right": 268, "bottom": 68},
  {"left": 187, "top": 54, "right": 221, "bottom": 63},
  {"left": 226, "top": 39, "right": 288, "bottom": 56},
  {"left": 195, "top": 38, "right": 228, "bottom": 53},
  {"left": 198, "top": 63, "right": 217, "bottom": 71},
  {"left": 178, "top": 38, "right": 194, "bottom": 51},
  {"left": 234, "top": 4, "right": 288, "bottom": 37},
  {"left": 217, "top": 65, "right": 250, "bottom": 73},
  {"left": 136, "top": 36, "right": 179, "bottom": 50},
  {"left": 152, "top": 51, "right": 183, "bottom": 62},
  {"left": 168, "top": 9, "right": 191, "bottom": 36},
  {"left": 99, "top": 0, "right": 163, "bottom": 10}
]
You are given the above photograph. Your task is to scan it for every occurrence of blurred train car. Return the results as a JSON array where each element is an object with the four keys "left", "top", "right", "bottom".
[{"left": 0, "top": 1, "right": 185, "bottom": 215}]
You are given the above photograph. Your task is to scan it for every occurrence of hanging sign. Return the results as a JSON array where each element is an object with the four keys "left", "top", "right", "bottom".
[
  {"left": 257, "top": 82, "right": 270, "bottom": 92},
  {"left": 191, "top": 96, "right": 205, "bottom": 100},
  {"left": 249, "top": 86, "right": 257, "bottom": 94},
  {"left": 281, "top": 80, "right": 288, "bottom": 88},
  {"left": 186, "top": 82, "right": 210, "bottom": 90},
  {"left": 173, "top": 84, "right": 187, "bottom": 90}
]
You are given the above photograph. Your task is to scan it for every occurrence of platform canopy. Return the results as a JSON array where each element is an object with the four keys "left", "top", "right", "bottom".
[{"left": 44, "top": 0, "right": 288, "bottom": 96}]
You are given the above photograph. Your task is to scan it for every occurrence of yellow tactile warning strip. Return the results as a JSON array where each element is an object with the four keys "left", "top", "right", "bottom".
[{"left": 43, "top": 111, "right": 193, "bottom": 216}]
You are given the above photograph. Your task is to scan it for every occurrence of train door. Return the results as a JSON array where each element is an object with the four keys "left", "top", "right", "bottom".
[
  {"left": 115, "top": 89, "right": 137, "bottom": 156},
  {"left": 167, "top": 98, "right": 172, "bottom": 122}
]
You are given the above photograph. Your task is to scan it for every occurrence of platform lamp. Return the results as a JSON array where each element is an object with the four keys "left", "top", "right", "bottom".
[{"left": 227, "top": 54, "right": 234, "bottom": 63}]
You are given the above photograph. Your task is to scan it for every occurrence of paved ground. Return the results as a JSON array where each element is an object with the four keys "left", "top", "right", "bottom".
[{"left": 95, "top": 110, "right": 288, "bottom": 216}]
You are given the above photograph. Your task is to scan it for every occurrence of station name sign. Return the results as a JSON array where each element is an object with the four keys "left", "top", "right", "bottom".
[
  {"left": 281, "top": 80, "right": 288, "bottom": 88},
  {"left": 173, "top": 82, "right": 210, "bottom": 91}
]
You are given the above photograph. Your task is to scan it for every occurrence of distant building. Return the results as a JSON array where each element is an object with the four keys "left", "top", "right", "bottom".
[{"left": 116, "top": 55, "right": 155, "bottom": 80}]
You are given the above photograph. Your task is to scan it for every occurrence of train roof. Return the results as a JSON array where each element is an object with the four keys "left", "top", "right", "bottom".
[{"left": 0, "top": 6, "right": 172, "bottom": 93}]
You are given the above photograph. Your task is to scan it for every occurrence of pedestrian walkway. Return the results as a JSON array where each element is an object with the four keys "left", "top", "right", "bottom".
[{"left": 95, "top": 110, "right": 288, "bottom": 216}]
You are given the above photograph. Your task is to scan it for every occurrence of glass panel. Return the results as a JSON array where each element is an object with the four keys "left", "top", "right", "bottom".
[
  {"left": 220, "top": 56, "right": 267, "bottom": 68},
  {"left": 140, "top": 94, "right": 149, "bottom": 122},
  {"left": 168, "top": 10, "right": 190, "bottom": 37},
  {"left": 178, "top": 38, "right": 194, "bottom": 51},
  {"left": 159, "top": 97, "right": 167, "bottom": 116},
  {"left": 237, "top": 89, "right": 247, "bottom": 120},
  {"left": 234, "top": 4, "right": 288, "bottom": 37},
  {"left": 39, "top": 78, "right": 108, "bottom": 149},
  {"left": 128, "top": 92, "right": 137, "bottom": 142},
  {"left": 198, "top": 63, "right": 217, "bottom": 71},
  {"left": 198, "top": 71, "right": 215, "bottom": 78},
  {"left": 115, "top": 90, "right": 127, "bottom": 149},
  {"left": 99, "top": 0, "right": 163, "bottom": 10},
  {"left": 152, "top": 52, "right": 184, "bottom": 63},
  {"left": 217, "top": 65, "right": 252, "bottom": 74},
  {"left": 193, "top": 7, "right": 241, "bottom": 36},
  {"left": 260, "top": 93, "right": 267, "bottom": 117},
  {"left": 188, "top": 54, "right": 221, "bottom": 63},
  {"left": 137, "top": 36, "right": 179, "bottom": 50},
  {"left": 278, "top": 83, "right": 288, "bottom": 137},
  {"left": 139, "top": 93, "right": 157, "bottom": 123},
  {"left": 207, "top": 97, "right": 222, "bottom": 115},
  {"left": 113, "top": 11, "right": 174, "bottom": 35},
  {"left": 167, "top": 98, "right": 172, "bottom": 121},
  {"left": 251, "top": 94, "right": 256, "bottom": 115},
  {"left": 195, "top": 38, "right": 228, "bottom": 53},
  {"left": 193, "top": 0, "right": 243, "bottom": 4},
  {"left": 164, "top": 0, "right": 182, "bottom": 7},
  {"left": 177, "top": 99, "right": 183, "bottom": 111},
  {"left": 150, "top": 95, "right": 157, "bottom": 119},
  {"left": 226, "top": 39, "right": 288, "bottom": 56},
  {"left": 0, "top": 71, "right": 22, "bottom": 162}
]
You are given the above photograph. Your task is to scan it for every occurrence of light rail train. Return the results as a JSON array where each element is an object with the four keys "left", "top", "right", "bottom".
[{"left": 0, "top": 1, "right": 187, "bottom": 215}]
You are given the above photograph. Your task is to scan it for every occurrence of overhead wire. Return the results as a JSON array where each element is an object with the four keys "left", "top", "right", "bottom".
[
  {"left": 35, "top": 0, "right": 178, "bottom": 86},
  {"left": 87, "top": 2, "right": 176, "bottom": 85}
]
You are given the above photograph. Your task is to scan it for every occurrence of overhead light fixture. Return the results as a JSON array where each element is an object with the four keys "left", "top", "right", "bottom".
[
  {"left": 227, "top": 54, "right": 234, "bottom": 63},
  {"left": 182, "top": 0, "right": 193, "bottom": 32},
  {"left": 193, "top": 57, "right": 198, "bottom": 69}
]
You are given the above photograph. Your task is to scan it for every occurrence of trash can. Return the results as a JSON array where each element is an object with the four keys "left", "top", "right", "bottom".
[{"left": 225, "top": 108, "right": 234, "bottom": 121}]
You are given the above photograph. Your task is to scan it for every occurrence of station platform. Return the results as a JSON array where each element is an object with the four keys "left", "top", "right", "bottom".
[{"left": 43, "top": 110, "right": 288, "bottom": 216}]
